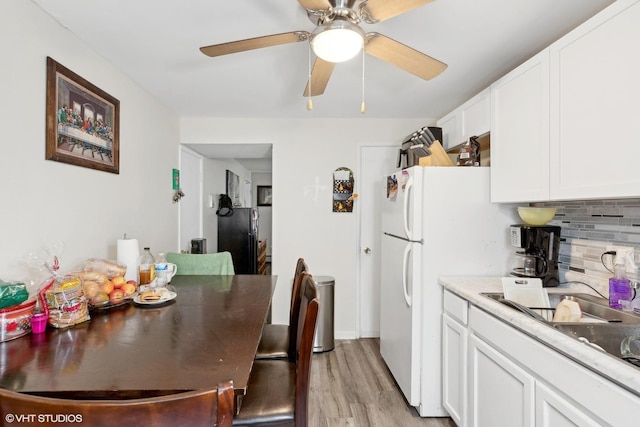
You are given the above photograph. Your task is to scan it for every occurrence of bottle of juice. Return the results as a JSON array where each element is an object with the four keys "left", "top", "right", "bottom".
[{"left": 138, "top": 247, "right": 156, "bottom": 286}]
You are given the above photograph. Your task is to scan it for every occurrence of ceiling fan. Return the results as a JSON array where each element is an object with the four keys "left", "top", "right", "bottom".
[{"left": 199, "top": 0, "right": 447, "bottom": 98}]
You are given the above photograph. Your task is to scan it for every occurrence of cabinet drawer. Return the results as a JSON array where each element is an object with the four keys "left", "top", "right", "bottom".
[{"left": 444, "top": 290, "right": 468, "bottom": 325}]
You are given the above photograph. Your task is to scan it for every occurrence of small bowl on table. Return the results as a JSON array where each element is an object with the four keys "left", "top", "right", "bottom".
[{"left": 517, "top": 207, "right": 557, "bottom": 226}]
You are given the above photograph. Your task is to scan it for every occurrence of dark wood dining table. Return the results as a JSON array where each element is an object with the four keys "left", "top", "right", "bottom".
[{"left": 0, "top": 274, "right": 277, "bottom": 403}]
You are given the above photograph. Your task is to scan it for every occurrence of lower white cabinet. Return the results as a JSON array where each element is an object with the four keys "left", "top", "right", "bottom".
[
  {"left": 442, "top": 291, "right": 468, "bottom": 426},
  {"left": 469, "top": 334, "right": 535, "bottom": 427},
  {"left": 443, "top": 315, "right": 467, "bottom": 426},
  {"left": 467, "top": 305, "right": 639, "bottom": 427},
  {"left": 535, "top": 382, "right": 602, "bottom": 427}
]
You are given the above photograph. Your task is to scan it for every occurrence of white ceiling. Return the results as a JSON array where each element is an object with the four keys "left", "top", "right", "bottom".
[{"left": 32, "top": 0, "right": 613, "bottom": 162}]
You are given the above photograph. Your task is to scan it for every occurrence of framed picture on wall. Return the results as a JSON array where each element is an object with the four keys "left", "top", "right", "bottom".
[
  {"left": 45, "top": 57, "right": 120, "bottom": 174},
  {"left": 226, "top": 170, "right": 240, "bottom": 205},
  {"left": 257, "top": 186, "right": 272, "bottom": 206}
]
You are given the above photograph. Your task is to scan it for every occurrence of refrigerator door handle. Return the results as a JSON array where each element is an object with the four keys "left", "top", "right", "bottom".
[
  {"left": 402, "top": 243, "right": 412, "bottom": 307},
  {"left": 403, "top": 176, "right": 414, "bottom": 240}
]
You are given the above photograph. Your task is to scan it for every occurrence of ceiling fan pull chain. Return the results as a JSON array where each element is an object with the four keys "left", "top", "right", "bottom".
[
  {"left": 307, "top": 43, "right": 314, "bottom": 111},
  {"left": 360, "top": 49, "right": 366, "bottom": 113}
]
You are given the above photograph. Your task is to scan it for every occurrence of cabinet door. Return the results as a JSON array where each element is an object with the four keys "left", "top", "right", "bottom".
[
  {"left": 437, "top": 110, "right": 460, "bottom": 151},
  {"left": 460, "top": 88, "right": 491, "bottom": 142},
  {"left": 535, "top": 382, "right": 603, "bottom": 427},
  {"left": 549, "top": 0, "right": 640, "bottom": 200},
  {"left": 490, "top": 50, "right": 550, "bottom": 203},
  {"left": 442, "top": 313, "right": 467, "bottom": 427},
  {"left": 469, "top": 334, "right": 535, "bottom": 427}
]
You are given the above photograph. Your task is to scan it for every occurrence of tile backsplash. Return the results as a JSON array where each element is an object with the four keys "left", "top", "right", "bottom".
[{"left": 533, "top": 199, "right": 640, "bottom": 297}]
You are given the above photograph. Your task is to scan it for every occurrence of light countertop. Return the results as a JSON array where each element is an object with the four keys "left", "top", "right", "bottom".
[{"left": 439, "top": 276, "right": 640, "bottom": 397}]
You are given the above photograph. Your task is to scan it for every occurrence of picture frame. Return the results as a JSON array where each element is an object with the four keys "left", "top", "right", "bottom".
[
  {"left": 226, "top": 170, "right": 240, "bottom": 205},
  {"left": 46, "top": 57, "right": 120, "bottom": 174},
  {"left": 257, "top": 185, "right": 272, "bottom": 206}
]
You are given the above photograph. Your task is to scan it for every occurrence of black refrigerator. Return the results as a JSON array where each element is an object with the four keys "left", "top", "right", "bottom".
[{"left": 217, "top": 207, "right": 259, "bottom": 274}]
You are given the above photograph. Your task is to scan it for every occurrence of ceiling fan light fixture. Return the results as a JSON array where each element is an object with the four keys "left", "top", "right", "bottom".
[{"left": 311, "top": 20, "right": 364, "bottom": 63}]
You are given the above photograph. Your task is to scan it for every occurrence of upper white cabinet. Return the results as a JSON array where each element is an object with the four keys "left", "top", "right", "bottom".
[
  {"left": 549, "top": 0, "right": 640, "bottom": 200},
  {"left": 490, "top": 50, "right": 550, "bottom": 203},
  {"left": 437, "top": 88, "right": 491, "bottom": 151},
  {"left": 460, "top": 88, "right": 491, "bottom": 143},
  {"left": 491, "top": 0, "right": 640, "bottom": 203},
  {"left": 437, "top": 110, "right": 460, "bottom": 151}
]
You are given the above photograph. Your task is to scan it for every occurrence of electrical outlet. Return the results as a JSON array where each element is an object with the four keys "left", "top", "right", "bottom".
[{"left": 606, "top": 245, "right": 635, "bottom": 272}]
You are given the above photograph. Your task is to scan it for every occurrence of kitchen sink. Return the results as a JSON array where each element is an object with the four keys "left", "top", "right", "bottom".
[
  {"left": 552, "top": 323, "right": 640, "bottom": 366},
  {"left": 480, "top": 292, "right": 640, "bottom": 324},
  {"left": 480, "top": 292, "right": 640, "bottom": 368}
]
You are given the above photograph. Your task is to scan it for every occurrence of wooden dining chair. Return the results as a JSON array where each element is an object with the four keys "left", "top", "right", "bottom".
[
  {"left": 255, "top": 258, "right": 308, "bottom": 361},
  {"left": 166, "top": 251, "right": 235, "bottom": 275},
  {"left": 0, "top": 381, "right": 234, "bottom": 427},
  {"left": 233, "top": 273, "right": 319, "bottom": 427}
]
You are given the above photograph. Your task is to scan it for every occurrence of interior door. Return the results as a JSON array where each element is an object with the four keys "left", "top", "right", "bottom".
[{"left": 357, "top": 145, "right": 399, "bottom": 338}]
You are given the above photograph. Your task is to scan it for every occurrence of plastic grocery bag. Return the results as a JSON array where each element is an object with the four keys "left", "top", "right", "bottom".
[
  {"left": 39, "top": 274, "right": 90, "bottom": 329},
  {"left": 0, "top": 279, "right": 29, "bottom": 309}
]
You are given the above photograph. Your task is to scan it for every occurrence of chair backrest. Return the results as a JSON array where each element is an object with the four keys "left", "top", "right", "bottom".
[
  {"left": 294, "top": 273, "right": 319, "bottom": 426},
  {"left": 0, "top": 381, "right": 234, "bottom": 427},
  {"left": 287, "top": 258, "right": 309, "bottom": 361},
  {"left": 166, "top": 252, "right": 235, "bottom": 275}
]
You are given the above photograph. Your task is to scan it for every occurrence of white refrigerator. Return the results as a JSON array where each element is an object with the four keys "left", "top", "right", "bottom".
[{"left": 380, "top": 166, "right": 517, "bottom": 417}]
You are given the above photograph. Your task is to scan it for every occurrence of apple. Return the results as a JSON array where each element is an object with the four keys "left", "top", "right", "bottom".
[
  {"left": 111, "top": 276, "right": 126, "bottom": 288},
  {"left": 126, "top": 280, "right": 137, "bottom": 286},
  {"left": 109, "top": 288, "right": 125, "bottom": 303},
  {"left": 121, "top": 282, "right": 136, "bottom": 296},
  {"left": 100, "top": 280, "right": 114, "bottom": 295}
]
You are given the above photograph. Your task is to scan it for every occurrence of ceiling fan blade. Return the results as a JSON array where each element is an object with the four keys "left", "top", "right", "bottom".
[
  {"left": 297, "top": 0, "right": 332, "bottom": 11},
  {"left": 360, "top": 0, "right": 434, "bottom": 23},
  {"left": 303, "top": 58, "right": 335, "bottom": 97},
  {"left": 200, "top": 31, "right": 310, "bottom": 57},
  {"left": 365, "top": 33, "right": 447, "bottom": 80}
]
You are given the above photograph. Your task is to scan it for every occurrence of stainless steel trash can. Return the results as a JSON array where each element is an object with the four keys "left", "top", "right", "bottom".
[{"left": 313, "top": 276, "right": 335, "bottom": 352}]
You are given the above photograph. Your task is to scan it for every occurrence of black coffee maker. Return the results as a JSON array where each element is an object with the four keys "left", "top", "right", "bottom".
[{"left": 510, "top": 225, "right": 561, "bottom": 287}]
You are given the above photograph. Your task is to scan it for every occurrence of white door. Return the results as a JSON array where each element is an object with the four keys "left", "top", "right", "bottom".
[
  {"left": 356, "top": 145, "right": 398, "bottom": 338},
  {"left": 179, "top": 147, "right": 203, "bottom": 253}
]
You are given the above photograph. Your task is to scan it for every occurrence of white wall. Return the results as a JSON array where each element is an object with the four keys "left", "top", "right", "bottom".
[
  {"left": 180, "top": 117, "right": 431, "bottom": 338},
  {"left": 0, "top": 1, "right": 179, "bottom": 286}
]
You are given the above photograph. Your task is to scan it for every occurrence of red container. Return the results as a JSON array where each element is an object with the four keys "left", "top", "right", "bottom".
[{"left": 0, "top": 299, "right": 36, "bottom": 342}]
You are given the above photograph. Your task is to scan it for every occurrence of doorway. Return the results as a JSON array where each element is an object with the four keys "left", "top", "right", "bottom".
[
  {"left": 179, "top": 147, "right": 204, "bottom": 253},
  {"left": 179, "top": 143, "right": 272, "bottom": 261},
  {"left": 357, "top": 145, "right": 399, "bottom": 338}
]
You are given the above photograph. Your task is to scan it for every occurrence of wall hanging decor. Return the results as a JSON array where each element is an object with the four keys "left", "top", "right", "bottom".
[
  {"left": 257, "top": 186, "right": 272, "bottom": 206},
  {"left": 226, "top": 170, "right": 240, "bottom": 206},
  {"left": 45, "top": 57, "right": 120, "bottom": 174},
  {"left": 333, "top": 167, "right": 355, "bottom": 213}
]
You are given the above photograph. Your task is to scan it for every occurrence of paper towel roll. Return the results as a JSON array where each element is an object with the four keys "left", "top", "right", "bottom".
[{"left": 117, "top": 238, "right": 140, "bottom": 282}]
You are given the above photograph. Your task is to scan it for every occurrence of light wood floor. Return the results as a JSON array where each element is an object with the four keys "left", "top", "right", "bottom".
[{"left": 309, "top": 339, "right": 456, "bottom": 427}]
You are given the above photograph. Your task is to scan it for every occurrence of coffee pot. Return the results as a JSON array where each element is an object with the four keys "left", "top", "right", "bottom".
[{"left": 510, "top": 225, "right": 561, "bottom": 287}]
